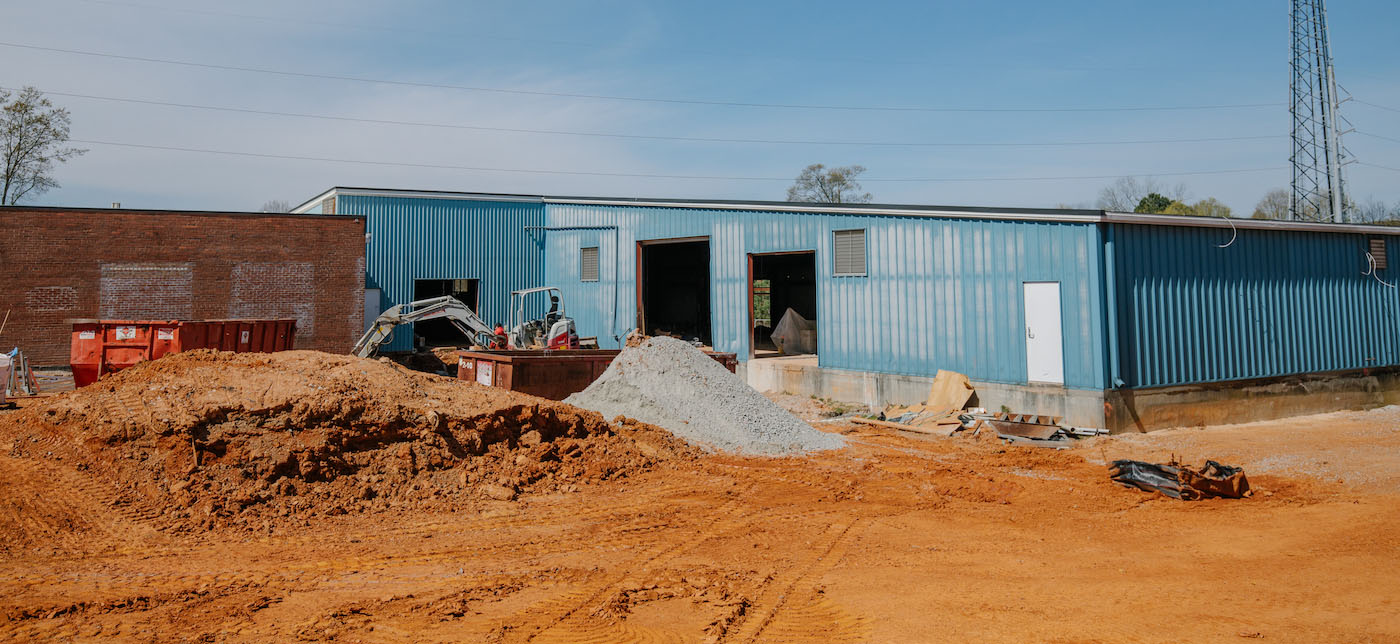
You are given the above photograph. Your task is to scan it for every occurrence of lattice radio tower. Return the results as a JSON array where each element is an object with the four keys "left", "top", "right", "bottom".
[{"left": 1290, "top": 0, "right": 1353, "bottom": 222}]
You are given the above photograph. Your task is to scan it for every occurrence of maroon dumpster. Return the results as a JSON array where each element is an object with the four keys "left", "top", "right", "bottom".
[
  {"left": 456, "top": 349, "right": 738, "bottom": 400},
  {"left": 71, "top": 319, "right": 296, "bottom": 387}
]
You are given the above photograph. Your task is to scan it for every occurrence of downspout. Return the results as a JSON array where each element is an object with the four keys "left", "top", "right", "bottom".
[
  {"left": 1103, "top": 222, "right": 1124, "bottom": 389},
  {"left": 524, "top": 225, "right": 621, "bottom": 346}
]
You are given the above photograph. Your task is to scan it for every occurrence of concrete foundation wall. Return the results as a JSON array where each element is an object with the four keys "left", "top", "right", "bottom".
[{"left": 744, "top": 358, "right": 1400, "bottom": 433}]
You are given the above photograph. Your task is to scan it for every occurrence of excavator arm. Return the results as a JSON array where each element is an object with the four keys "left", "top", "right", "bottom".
[{"left": 352, "top": 296, "right": 496, "bottom": 358}]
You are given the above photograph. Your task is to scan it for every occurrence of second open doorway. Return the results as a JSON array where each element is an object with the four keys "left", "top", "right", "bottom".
[
  {"left": 749, "top": 251, "right": 817, "bottom": 359},
  {"left": 638, "top": 238, "right": 712, "bottom": 346}
]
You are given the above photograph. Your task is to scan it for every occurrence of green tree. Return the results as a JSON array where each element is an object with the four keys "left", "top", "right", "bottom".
[
  {"left": 1162, "top": 200, "right": 1196, "bottom": 215},
  {"left": 1191, "top": 197, "right": 1231, "bottom": 219},
  {"left": 1134, "top": 192, "right": 1173, "bottom": 213},
  {"left": 786, "top": 164, "right": 873, "bottom": 204},
  {"left": 1, "top": 87, "right": 86, "bottom": 204}
]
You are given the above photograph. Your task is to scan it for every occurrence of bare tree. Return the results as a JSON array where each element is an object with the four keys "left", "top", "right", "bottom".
[
  {"left": 1, "top": 87, "right": 86, "bottom": 205},
  {"left": 260, "top": 199, "right": 291, "bottom": 213},
  {"left": 1251, "top": 188, "right": 1290, "bottom": 220},
  {"left": 1356, "top": 198, "right": 1398, "bottom": 223},
  {"left": 786, "top": 164, "right": 873, "bottom": 204},
  {"left": 1096, "top": 176, "right": 1187, "bottom": 211}
]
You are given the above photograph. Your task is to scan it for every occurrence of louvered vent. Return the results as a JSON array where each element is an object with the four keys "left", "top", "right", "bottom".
[
  {"left": 833, "top": 229, "right": 867, "bottom": 276},
  {"left": 1368, "top": 237, "right": 1387, "bottom": 271},
  {"left": 580, "top": 246, "right": 600, "bottom": 281}
]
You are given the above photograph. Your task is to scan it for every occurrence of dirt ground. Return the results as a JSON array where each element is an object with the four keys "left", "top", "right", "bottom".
[{"left": 1, "top": 359, "right": 1398, "bottom": 643}]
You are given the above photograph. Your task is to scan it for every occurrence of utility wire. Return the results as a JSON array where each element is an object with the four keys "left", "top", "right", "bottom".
[
  {"left": 0, "top": 42, "right": 1285, "bottom": 114},
  {"left": 1357, "top": 161, "right": 1400, "bottom": 173},
  {"left": 70, "top": 138, "right": 1286, "bottom": 182},
  {"left": 1356, "top": 131, "right": 1400, "bottom": 145},
  {"left": 61, "top": 0, "right": 1207, "bottom": 73},
  {"left": 1356, "top": 100, "right": 1400, "bottom": 115},
  {"left": 15, "top": 86, "right": 1286, "bottom": 149}
]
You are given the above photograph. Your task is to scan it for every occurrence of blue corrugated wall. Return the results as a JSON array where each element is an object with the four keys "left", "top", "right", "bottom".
[
  {"left": 1109, "top": 223, "right": 1400, "bottom": 388},
  {"left": 337, "top": 195, "right": 546, "bottom": 352},
  {"left": 543, "top": 204, "right": 1107, "bottom": 390}
]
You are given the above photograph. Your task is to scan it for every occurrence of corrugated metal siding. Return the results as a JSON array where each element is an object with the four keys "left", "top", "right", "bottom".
[
  {"left": 1110, "top": 223, "right": 1400, "bottom": 388},
  {"left": 339, "top": 195, "right": 545, "bottom": 352},
  {"left": 543, "top": 204, "right": 1107, "bottom": 389}
]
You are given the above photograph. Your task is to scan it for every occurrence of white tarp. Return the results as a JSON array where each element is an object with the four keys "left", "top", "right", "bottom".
[
  {"left": 0, "top": 353, "right": 10, "bottom": 404},
  {"left": 770, "top": 308, "right": 817, "bottom": 355}
]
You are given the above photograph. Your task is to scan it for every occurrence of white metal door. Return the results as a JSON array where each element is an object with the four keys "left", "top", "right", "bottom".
[
  {"left": 1023, "top": 282, "right": 1064, "bottom": 385},
  {"left": 364, "top": 288, "right": 381, "bottom": 331}
]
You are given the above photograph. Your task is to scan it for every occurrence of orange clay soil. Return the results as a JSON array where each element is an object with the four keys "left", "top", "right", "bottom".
[{"left": 0, "top": 355, "right": 1397, "bottom": 643}]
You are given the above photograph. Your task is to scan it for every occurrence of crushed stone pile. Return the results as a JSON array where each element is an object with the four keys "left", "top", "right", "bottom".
[
  {"left": 7, "top": 350, "right": 691, "bottom": 532},
  {"left": 564, "top": 337, "right": 844, "bottom": 455}
]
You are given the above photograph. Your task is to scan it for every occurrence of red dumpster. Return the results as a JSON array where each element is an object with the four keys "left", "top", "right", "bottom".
[
  {"left": 70, "top": 319, "right": 296, "bottom": 387},
  {"left": 456, "top": 349, "right": 738, "bottom": 400}
]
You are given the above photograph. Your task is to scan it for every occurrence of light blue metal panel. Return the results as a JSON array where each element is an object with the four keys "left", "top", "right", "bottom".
[
  {"left": 1111, "top": 223, "right": 1400, "bottom": 388},
  {"left": 338, "top": 195, "right": 545, "bottom": 352},
  {"left": 542, "top": 204, "right": 1106, "bottom": 389}
]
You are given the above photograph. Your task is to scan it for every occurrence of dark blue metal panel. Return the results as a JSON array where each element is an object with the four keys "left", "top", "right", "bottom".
[
  {"left": 338, "top": 195, "right": 546, "bottom": 353},
  {"left": 1110, "top": 223, "right": 1400, "bottom": 388}
]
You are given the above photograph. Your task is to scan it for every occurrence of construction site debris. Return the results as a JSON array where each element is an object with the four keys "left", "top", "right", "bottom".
[
  {"left": 5, "top": 349, "right": 693, "bottom": 530},
  {"left": 1109, "top": 459, "right": 1252, "bottom": 500},
  {"left": 564, "top": 336, "right": 844, "bottom": 455},
  {"left": 770, "top": 308, "right": 816, "bottom": 355},
  {"left": 851, "top": 416, "right": 959, "bottom": 436},
  {"left": 2, "top": 348, "right": 40, "bottom": 397},
  {"left": 925, "top": 369, "right": 975, "bottom": 410}
]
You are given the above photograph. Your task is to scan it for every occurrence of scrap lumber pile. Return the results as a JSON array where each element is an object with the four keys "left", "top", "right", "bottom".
[
  {"left": 851, "top": 369, "right": 1107, "bottom": 446},
  {"left": 852, "top": 369, "right": 975, "bottom": 436}
]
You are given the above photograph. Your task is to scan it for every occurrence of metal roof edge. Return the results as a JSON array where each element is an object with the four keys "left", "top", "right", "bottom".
[
  {"left": 542, "top": 196, "right": 1106, "bottom": 222},
  {"left": 1104, "top": 212, "right": 1400, "bottom": 235},
  {"left": 291, "top": 187, "right": 338, "bottom": 214},
  {"left": 293, "top": 187, "right": 544, "bottom": 213}
]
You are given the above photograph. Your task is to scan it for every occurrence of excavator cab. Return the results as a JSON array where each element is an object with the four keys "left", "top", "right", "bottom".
[{"left": 508, "top": 287, "right": 579, "bottom": 350}]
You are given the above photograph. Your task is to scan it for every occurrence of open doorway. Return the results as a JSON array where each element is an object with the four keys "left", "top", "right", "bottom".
[
  {"left": 411, "top": 278, "right": 479, "bottom": 348},
  {"left": 749, "top": 252, "right": 817, "bottom": 358},
  {"left": 638, "top": 238, "right": 711, "bottom": 346}
]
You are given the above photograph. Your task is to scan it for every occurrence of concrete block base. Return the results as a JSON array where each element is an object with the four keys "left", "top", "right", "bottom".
[
  {"left": 742, "top": 356, "right": 1108, "bottom": 429},
  {"left": 742, "top": 357, "right": 1400, "bottom": 433}
]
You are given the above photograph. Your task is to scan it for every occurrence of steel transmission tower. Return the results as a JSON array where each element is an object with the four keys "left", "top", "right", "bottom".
[{"left": 1290, "top": 0, "right": 1352, "bottom": 222}]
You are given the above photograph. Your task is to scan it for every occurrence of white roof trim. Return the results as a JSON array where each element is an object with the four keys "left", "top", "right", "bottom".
[
  {"left": 1103, "top": 212, "right": 1400, "bottom": 235},
  {"left": 543, "top": 197, "right": 1104, "bottom": 222},
  {"left": 290, "top": 187, "right": 1400, "bottom": 235}
]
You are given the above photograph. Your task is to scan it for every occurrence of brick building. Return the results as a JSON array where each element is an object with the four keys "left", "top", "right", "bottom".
[{"left": 0, "top": 206, "right": 366, "bottom": 365}]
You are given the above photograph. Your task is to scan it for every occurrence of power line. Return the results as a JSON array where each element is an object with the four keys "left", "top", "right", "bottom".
[
  {"left": 71, "top": 138, "right": 1286, "bottom": 182},
  {"left": 1355, "top": 99, "right": 1400, "bottom": 115},
  {"left": 60, "top": 0, "right": 1199, "bottom": 73},
  {"left": 0, "top": 42, "right": 1286, "bottom": 114},
  {"left": 1358, "top": 161, "right": 1400, "bottom": 173},
  {"left": 16, "top": 86, "right": 1287, "bottom": 149},
  {"left": 1357, "top": 131, "right": 1400, "bottom": 145}
]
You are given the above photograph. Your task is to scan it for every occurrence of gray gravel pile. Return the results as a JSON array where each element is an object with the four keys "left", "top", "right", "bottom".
[{"left": 564, "top": 337, "right": 844, "bottom": 455}]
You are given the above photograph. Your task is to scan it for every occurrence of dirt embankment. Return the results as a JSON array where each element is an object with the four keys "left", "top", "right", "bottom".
[{"left": 1, "top": 350, "right": 691, "bottom": 538}]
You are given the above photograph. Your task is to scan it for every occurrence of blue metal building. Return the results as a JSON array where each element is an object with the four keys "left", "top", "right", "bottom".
[{"left": 295, "top": 187, "right": 1400, "bottom": 429}]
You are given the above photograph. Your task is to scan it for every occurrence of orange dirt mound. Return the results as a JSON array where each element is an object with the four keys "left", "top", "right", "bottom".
[{"left": 3, "top": 350, "right": 690, "bottom": 534}]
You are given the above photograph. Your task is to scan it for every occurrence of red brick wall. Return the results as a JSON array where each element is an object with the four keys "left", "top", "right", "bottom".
[{"left": 0, "top": 207, "right": 365, "bottom": 365}]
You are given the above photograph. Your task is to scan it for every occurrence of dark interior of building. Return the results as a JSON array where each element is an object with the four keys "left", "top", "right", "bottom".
[
  {"left": 411, "top": 278, "right": 479, "bottom": 347},
  {"left": 750, "top": 252, "right": 817, "bottom": 358},
  {"left": 640, "top": 240, "right": 711, "bottom": 345}
]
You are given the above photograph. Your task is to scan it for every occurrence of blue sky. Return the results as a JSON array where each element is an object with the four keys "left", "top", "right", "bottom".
[{"left": 3, "top": 0, "right": 1398, "bottom": 213}]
